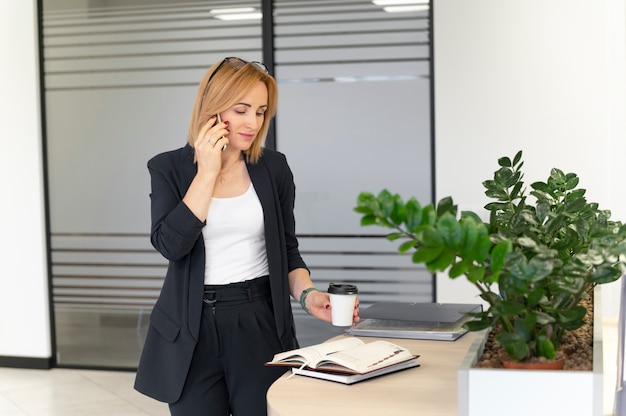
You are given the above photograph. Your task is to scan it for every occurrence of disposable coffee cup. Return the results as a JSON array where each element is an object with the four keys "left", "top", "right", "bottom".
[{"left": 328, "top": 283, "right": 358, "bottom": 327}]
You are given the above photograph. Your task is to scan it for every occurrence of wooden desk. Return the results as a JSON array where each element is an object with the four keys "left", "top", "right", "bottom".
[{"left": 267, "top": 333, "right": 476, "bottom": 416}]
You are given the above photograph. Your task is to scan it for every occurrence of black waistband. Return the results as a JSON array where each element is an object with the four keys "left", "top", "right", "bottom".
[{"left": 203, "top": 275, "right": 270, "bottom": 304}]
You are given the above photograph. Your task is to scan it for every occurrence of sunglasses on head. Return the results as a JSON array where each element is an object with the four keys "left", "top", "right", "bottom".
[{"left": 200, "top": 57, "right": 269, "bottom": 108}]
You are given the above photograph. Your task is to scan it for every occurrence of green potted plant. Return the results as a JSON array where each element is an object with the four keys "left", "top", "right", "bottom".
[{"left": 354, "top": 150, "right": 626, "bottom": 366}]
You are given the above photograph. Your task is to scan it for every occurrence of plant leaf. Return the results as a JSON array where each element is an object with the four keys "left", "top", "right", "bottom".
[
  {"left": 390, "top": 194, "right": 407, "bottom": 225},
  {"left": 472, "top": 224, "right": 492, "bottom": 263},
  {"left": 536, "top": 335, "right": 556, "bottom": 360},
  {"left": 397, "top": 239, "right": 417, "bottom": 254},
  {"left": 466, "top": 265, "right": 485, "bottom": 283},
  {"left": 589, "top": 265, "right": 622, "bottom": 284},
  {"left": 412, "top": 244, "right": 443, "bottom": 264},
  {"left": 436, "top": 196, "right": 457, "bottom": 217},
  {"left": 449, "top": 261, "right": 469, "bottom": 278},
  {"left": 377, "top": 189, "right": 394, "bottom": 217},
  {"left": 494, "top": 300, "right": 526, "bottom": 317},
  {"left": 498, "top": 156, "right": 512, "bottom": 167},
  {"left": 490, "top": 240, "right": 512, "bottom": 274},
  {"left": 496, "top": 332, "right": 529, "bottom": 361},
  {"left": 437, "top": 212, "right": 462, "bottom": 248},
  {"left": 426, "top": 248, "right": 456, "bottom": 272},
  {"left": 421, "top": 205, "right": 437, "bottom": 226},
  {"left": 360, "top": 215, "right": 377, "bottom": 227},
  {"left": 404, "top": 198, "right": 423, "bottom": 232},
  {"left": 464, "top": 319, "right": 492, "bottom": 331},
  {"left": 558, "top": 305, "right": 587, "bottom": 330},
  {"left": 386, "top": 232, "right": 404, "bottom": 241}
]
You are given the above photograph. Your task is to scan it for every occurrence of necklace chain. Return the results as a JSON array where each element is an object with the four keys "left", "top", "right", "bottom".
[{"left": 218, "top": 158, "right": 241, "bottom": 185}]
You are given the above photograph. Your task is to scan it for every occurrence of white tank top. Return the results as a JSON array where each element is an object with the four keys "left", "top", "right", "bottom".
[{"left": 202, "top": 183, "right": 269, "bottom": 285}]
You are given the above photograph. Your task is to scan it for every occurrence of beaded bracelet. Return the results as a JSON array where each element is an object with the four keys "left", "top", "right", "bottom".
[{"left": 299, "top": 287, "right": 319, "bottom": 315}]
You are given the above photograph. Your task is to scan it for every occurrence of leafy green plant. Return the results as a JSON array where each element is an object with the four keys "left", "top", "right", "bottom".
[{"left": 355, "top": 151, "right": 626, "bottom": 362}]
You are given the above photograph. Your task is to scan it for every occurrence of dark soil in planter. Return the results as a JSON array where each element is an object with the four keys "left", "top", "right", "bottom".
[{"left": 474, "top": 296, "right": 594, "bottom": 371}]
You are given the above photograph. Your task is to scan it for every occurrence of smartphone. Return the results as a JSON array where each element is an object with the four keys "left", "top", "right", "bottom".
[{"left": 217, "top": 114, "right": 227, "bottom": 151}]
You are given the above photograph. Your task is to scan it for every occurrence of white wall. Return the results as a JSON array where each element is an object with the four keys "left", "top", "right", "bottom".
[
  {"left": 0, "top": 0, "right": 52, "bottom": 360},
  {"left": 433, "top": 0, "right": 626, "bottom": 319}
]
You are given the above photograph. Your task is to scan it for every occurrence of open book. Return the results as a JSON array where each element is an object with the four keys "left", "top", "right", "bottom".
[{"left": 266, "top": 337, "right": 419, "bottom": 384}]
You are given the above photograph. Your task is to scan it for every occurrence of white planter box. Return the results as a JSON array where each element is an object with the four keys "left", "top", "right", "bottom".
[{"left": 458, "top": 287, "right": 603, "bottom": 416}]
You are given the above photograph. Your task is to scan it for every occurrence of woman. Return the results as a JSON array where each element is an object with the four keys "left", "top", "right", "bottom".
[{"left": 134, "top": 57, "right": 359, "bottom": 416}]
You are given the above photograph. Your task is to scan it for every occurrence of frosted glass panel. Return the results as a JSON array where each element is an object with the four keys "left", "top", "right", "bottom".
[
  {"left": 277, "top": 79, "right": 431, "bottom": 234},
  {"left": 43, "top": 0, "right": 264, "bottom": 368},
  {"left": 274, "top": 0, "right": 433, "bottom": 346}
]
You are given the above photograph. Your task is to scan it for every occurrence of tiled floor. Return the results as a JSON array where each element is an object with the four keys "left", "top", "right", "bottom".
[
  {"left": 0, "top": 319, "right": 620, "bottom": 416},
  {"left": 0, "top": 368, "right": 169, "bottom": 416},
  {"left": 0, "top": 315, "right": 344, "bottom": 416}
]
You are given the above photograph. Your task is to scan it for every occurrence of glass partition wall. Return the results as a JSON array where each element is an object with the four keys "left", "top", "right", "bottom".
[
  {"left": 42, "top": 0, "right": 431, "bottom": 368},
  {"left": 273, "top": 0, "right": 433, "bottom": 345},
  {"left": 43, "top": 0, "right": 266, "bottom": 368}
]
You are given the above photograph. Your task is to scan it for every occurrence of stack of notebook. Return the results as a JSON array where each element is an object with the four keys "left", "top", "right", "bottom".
[{"left": 347, "top": 302, "right": 482, "bottom": 341}]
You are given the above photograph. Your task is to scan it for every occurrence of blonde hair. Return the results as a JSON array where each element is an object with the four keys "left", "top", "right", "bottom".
[{"left": 187, "top": 59, "right": 278, "bottom": 164}]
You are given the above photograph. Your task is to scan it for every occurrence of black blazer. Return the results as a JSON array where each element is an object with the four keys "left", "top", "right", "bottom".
[{"left": 134, "top": 144, "right": 306, "bottom": 403}]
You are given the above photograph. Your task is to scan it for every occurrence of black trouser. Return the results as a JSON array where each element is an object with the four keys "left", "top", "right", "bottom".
[{"left": 169, "top": 276, "right": 287, "bottom": 416}]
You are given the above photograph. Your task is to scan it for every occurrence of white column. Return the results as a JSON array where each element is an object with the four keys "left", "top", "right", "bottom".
[{"left": 0, "top": 0, "right": 52, "bottom": 363}]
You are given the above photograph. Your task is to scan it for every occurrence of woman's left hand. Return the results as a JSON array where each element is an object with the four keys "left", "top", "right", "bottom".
[{"left": 306, "top": 291, "right": 360, "bottom": 325}]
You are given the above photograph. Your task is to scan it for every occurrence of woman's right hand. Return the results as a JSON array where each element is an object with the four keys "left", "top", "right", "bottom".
[
  {"left": 194, "top": 115, "right": 230, "bottom": 177},
  {"left": 181, "top": 116, "right": 230, "bottom": 222}
]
